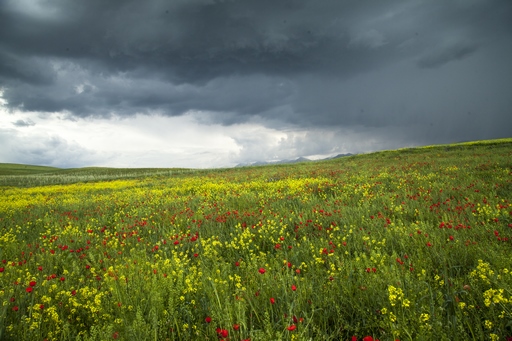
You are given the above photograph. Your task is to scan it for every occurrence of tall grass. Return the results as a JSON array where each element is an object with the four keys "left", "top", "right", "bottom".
[{"left": 0, "top": 138, "right": 511, "bottom": 340}]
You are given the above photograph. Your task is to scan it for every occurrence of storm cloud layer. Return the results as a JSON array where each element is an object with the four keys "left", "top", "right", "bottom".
[{"left": 1, "top": 0, "right": 511, "bottom": 167}]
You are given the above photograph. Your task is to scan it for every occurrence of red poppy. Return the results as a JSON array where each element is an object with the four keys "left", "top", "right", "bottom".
[
  {"left": 29, "top": 281, "right": 36, "bottom": 287},
  {"left": 216, "top": 328, "right": 228, "bottom": 338},
  {"left": 233, "top": 324, "right": 240, "bottom": 331},
  {"left": 362, "top": 336, "right": 376, "bottom": 341},
  {"left": 39, "top": 304, "right": 44, "bottom": 310},
  {"left": 205, "top": 316, "right": 212, "bottom": 323},
  {"left": 60, "top": 277, "right": 65, "bottom": 282},
  {"left": 270, "top": 297, "right": 275, "bottom": 304},
  {"left": 26, "top": 287, "right": 33, "bottom": 293},
  {"left": 287, "top": 325, "right": 296, "bottom": 331},
  {"left": 235, "top": 261, "right": 240, "bottom": 267},
  {"left": 258, "top": 268, "right": 266, "bottom": 274},
  {"left": 12, "top": 306, "right": 19, "bottom": 311},
  {"left": 0, "top": 267, "right": 4, "bottom": 272},
  {"left": 291, "top": 284, "right": 297, "bottom": 291}
]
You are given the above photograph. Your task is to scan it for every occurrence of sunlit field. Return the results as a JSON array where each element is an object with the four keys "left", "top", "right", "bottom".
[{"left": 1, "top": 139, "right": 511, "bottom": 341}]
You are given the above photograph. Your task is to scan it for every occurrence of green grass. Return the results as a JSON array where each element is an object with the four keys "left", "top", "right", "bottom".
[
  {"left": 0, "top": 138, "right": 511, "bottom": 341},
  {"left": 0, "top": 163, "right": 61, "bottom": 176},
  {"left": 0, "top": 165, "right": 198, "bottom": 187}
]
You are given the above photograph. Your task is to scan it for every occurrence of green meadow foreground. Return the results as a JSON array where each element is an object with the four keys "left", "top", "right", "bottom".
[{"left": 1, "top": 139, "right": 511, "bottom": 341}]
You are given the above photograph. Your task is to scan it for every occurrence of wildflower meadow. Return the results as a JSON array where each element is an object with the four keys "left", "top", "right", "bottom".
[{"left": 0, "top": 138, "right": 511, "bottom": 341}]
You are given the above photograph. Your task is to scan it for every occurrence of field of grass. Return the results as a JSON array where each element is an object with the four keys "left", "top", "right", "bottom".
[
  {"left": 0, "top": 163, "right": 61, "bottom": 176},
  {"left": 0, "top": 138, "right": 511, "bottom": 340},
  {"left": 0, "top": 164, "right": 198, "bottom": 188}
]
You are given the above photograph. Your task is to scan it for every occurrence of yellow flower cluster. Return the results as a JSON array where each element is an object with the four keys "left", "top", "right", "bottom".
[
  {"left": 419, "top": 313, "right": 430, "bottom": 322},
  {"left": 470, "top": 260, "right": 495, "bottom": 285},
  {"left": 388, "top": 285, "right": 409, "bottom": 308},
  {"left": 483, "top": 288, "right": 509, "bottom": 307}
]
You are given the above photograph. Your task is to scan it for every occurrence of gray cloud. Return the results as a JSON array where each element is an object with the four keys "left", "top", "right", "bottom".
[
  {"left": 1, "top": 0, "right": 511, "bottom": 165},
  {"left": 417, "top": 41, "right": 479, "bottom": 68},
  {"left": 348, "top": 29, "right": 388, "bottom": 50},
  {"left": 12, "top": 119, "right": 35, "bottom": 127},
  {"left": 0, "top": 128, "right": 102, "bottom": 168}
]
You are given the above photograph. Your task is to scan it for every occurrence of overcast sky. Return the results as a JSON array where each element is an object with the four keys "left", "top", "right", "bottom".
[{"left": 1, "top": 0, "right": 511, "bottom": 168}]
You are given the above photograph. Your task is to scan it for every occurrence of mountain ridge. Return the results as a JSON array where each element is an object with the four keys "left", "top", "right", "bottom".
[{"left": 234, "top": 153, "right": 353, "bottom": 167}]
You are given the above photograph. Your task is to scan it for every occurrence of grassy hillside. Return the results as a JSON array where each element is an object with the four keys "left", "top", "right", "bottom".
[
  {"left": 0, "top": 163, "right": 61, "bottom": 176},
  {"left": 0, "top": 165, "right": 196, "bottom": 187},
  {"left": 1, "top": 138, "right": 511, "bottom": 188},
  {"left": 0, "top": 138, "right": 511, "bottom": 340}
]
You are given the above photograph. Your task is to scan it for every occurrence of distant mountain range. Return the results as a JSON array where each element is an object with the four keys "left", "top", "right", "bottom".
[{"left": 234, "top": 153, "right": 353, "bottom": 167}]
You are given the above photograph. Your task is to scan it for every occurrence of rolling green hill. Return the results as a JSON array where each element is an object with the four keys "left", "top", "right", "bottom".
[
  {"left": 1, "top": 138, "right": 511, "bottom": 187},
  {"left": 0, "top": 163, "right": 197, "bottom": 187},
  {"left": 0, "top": 163, "right": 61, "bottom": 175}
]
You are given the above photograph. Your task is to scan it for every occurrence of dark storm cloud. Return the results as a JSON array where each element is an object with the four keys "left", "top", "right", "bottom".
[
  {"left": 1, "top": 0, "right": 511, "bottom": 143},
  {"left": 0, "top": 50, "right": 56, "bottom": 85},
  {"left": 417, "top": 41, "right": 479, "bottom": 69}
]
